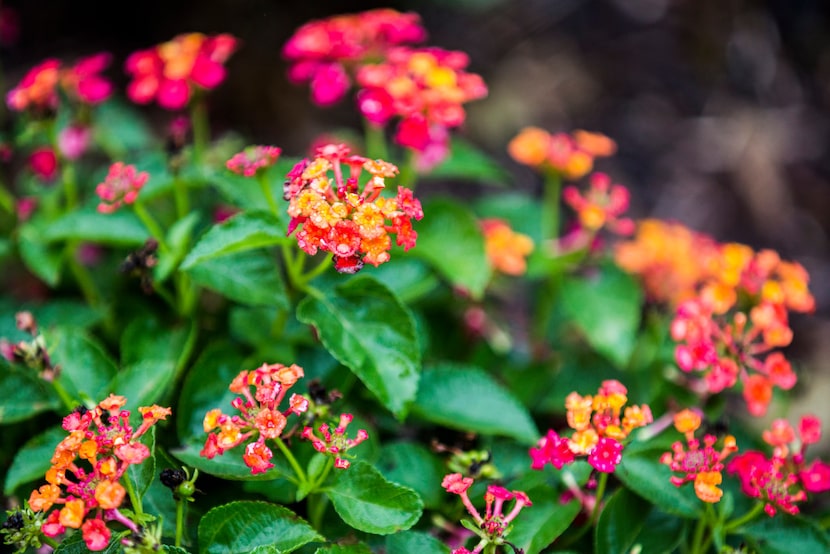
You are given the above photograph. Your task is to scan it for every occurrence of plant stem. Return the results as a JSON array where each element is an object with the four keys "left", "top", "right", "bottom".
[
  {"left": 308, "top": 492, "right": 329, "bottom": 531},
  {"left": 123, "top": 473, "right": 143, "bottom": 516},
  {"left": 258, "top": 172, "right": 279, "bottom": 215},
  {"left": 65, "top": 243, "right": 102, "bottom": 311},
  {"left": 190, "top": 97, "right": 209, "bottom": 165},
  {"left": 312, "top": 457, "right": 334, "bottom": 489},
  {"left": 591, "top": 471, "right": 609, "bottom": 525},
  {"left": 61, "top": 163, "right": 78, "bottom": 211},
  {"left": 298, "top": 255, "right": 332, "bottom": 287},
  {"left": 723, "top": 501, "right": 765, "bottom": 533},
  {"left": 42, "top": 536, "right": 59, "bottom": 548},
  {"left": 364, "top": 121, "right": 388, "bottom": 161},
  {"left": 51, "top": 379, "right": 77, "bottom": 411},
  {"left": 274, "top": 436, "right": 307, "bottom": 484},
  {"left": 690, "top": 503, "right": 714, "bottom": 554},
  {"left": 172, "top": 173, "right": 190, "bottom": 221},
  {"left": 132, "top": 201, "right": 169, "bottom": 251},
  {"left": 541, "top": 170, "right": 562, "bottom": 240},
  {"left": 0, "top": 180, "right": 14, "bottom": 215},
  {"left": 175, "top": 497, "right": 186, "bottom": 548}
]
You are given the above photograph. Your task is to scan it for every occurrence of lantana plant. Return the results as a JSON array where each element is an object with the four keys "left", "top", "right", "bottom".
[{"left": 0, "top": 7, "right": 828, "bottom": 554}]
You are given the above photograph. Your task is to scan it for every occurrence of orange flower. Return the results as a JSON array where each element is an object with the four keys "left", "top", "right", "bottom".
[
  {"left": 59, "top": 498, "right": 86, "bottom": 529},
  {"left": 94, "top": 479, "right": 126, "bottom": 510},
  {"left": 29, "top": 484, "right": 61, "bottom": 512},
  {"left": 694, "top": 471, "right": 724, "bottom": 503},
  {"left": 508, "top": 127, "right": 551, "bottom": 166},
  {"left": 481, "top": 219, "right": 534, "bottom": 276}
]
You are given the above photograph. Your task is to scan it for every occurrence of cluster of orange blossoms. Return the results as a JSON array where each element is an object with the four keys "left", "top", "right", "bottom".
[
  {"left": 530, "top": 380, "right": 652, "bottom": 474},
  {"left": 508, "top": 128, "right": 616, "bottom": 181},
  {"left": 285, "top": 143, "right": 423, "bottom": 273},
  {"left": 615, "top": 220, "right": 815, "bottom": 416},
  {"left": 201, "top": 362, "right": 309, "bottom": 475},
  {"left": 480, "top": 219, "right": 534, "bottom": 276},
  {"left": 562, "top": 172, "right": 635, "bottom": 236},
  {"left": 282, "top": 8, "right": 426, "bottom": 106},
  {"left": 28, "top": 395, "right": 171, "bottom": 551},
  {"left": 661, "top": 409, "right": 738, "bottom": 504},
  {"left": 6, "top": 53, "right": 113, "bottom": 112},
  {"left": 125, "top": 32, "right": 237, "bottom": 110}
]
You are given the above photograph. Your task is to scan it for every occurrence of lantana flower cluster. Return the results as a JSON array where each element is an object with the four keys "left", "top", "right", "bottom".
[
  {"left": 200, "top": 362, "right": 368, "bottom": 474},
  {"left": 282, "top": 8, "right": 426, "bottom": 106},
  {"left": 442, "top": 473, "right": 531, "bottom": 554},
  {"left": 95, "top": 162, "right": 149, "bottom": 214},
  {"left": 660, "top": 408, "right": 738, "bottom": 504},
  {"left": 27, "top": 395, "right": 171, "bottom": 551},
  {"left": 480, "top": 218, "right": 534, "bottom": 276},
  {"left": 125, "top": 32, "right": 237, "bottom": 110},
  {"left": 285, "top": 143, "right": 423, "bottom": 273},
  {"left": 6, "top": 53, "right": 113, "bottom": 112},
  {"left": 562, "top": 172, "right": 635, "bottom": 237},
  {"left": 530, "top": 380, "right": 653, "bottom": 474},
  {"left": 727, "top": 415, "right": 830, "bottom": 516},
  {"left": 226, "top": 145, "right": 282, "bottom": 177},
  {"left": 616, "top": 220, "right": 815, "bottom": 416},
  {"left": 508, "top": 127, "right": 617, "bottom": 181}
]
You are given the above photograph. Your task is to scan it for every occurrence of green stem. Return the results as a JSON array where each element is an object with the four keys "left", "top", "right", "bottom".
[
  {"left": 363, "top": 121, "right": 389, "bottom": 161},
  {"left": 41, "top": 535, "right": 59, "bottom": 548},
  {"left": 690, "top": 503, "right": 715, "bottom": 554},
  {"left": 298, "top": 255, "right": 332, "bottom": 287},
  {"left": 65, "top": 243, "right": 103, "bottom": 311},
  {"left": 274, "top": 437, "right": 307, "bottom": 484},
  {"left": 190, "top": 97, "right": 209, "bottom": 164},
  {"left": 0, "top": 181, "right": 14, "bottom": 215},
  {"left": 174, "top": 320, "right": 199, "bottom": 380},
  {"left": 258, "top": 172, "right": 279, "bottom": 215},
  {"left": 61, "top": 163, "right": 78, "bottom": 212},
  {"left": 175, "top": 497, "right": 185, "bottom": 548},
  {"left": 51, "top": 379, "right": 77, "bottom": 411},
  {"left": 308, "top": 492, "right": 329, "bottom": 531},
  {"left": 124, "top": 473, "right": 143, "bottom": 516},
  {"left": 312, "top": 457, "right": 334, "bottom": 489},
  {"left": 172, "top": 173, "right": 190, "bottom": 221},
  {"left": 132, "top": 201, "right": 169, "bottom": 250},
  {"left": 541, "top": 171, "right": 562, "bottom": 240},
  {"left": 723, "top": 501, "right": 765, "bottom": 533},
  {"left": 591, "top": 472, "right": 609, "bottom": 525}
]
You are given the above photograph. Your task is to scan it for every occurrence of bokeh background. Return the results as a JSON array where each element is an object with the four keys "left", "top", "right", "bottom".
[{"left": 3, "top": 0, "right": 830, "bottom": 431}]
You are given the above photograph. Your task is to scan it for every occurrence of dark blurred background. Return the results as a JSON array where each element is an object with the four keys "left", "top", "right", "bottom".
[{"left": 3, "top": 0, "right": 830, "bottom": 430}]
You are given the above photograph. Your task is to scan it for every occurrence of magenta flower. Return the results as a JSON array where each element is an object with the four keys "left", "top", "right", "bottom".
[
  {"left": 95, "top": 162, "right": 149, "bottom": 213},
  {"left": 226, "top": 145, "right": 282, "bottom": 177},
  {"left": 587, "top": 437, "right": 623, "bottom": 473}
]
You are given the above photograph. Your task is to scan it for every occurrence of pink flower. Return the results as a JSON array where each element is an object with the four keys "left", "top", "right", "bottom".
[
  {"left": 6, "top": 59, "right": 60, "bottom": 112},
  {"left": 798, "top": 415, "right": 822, "bottom": 445},
  {"left": 800, "top": 460, "right": 830, "bottom": 493},
  {"left": 226, "top": 145, "right": 282, "bottom": 177},
  {"left": 61, "top": 52, "right": 113, "bottom": 104},
  {"left": 588, "top": 437, "right": 623, "bottom": 473},
  {"left": 58, "top": 125, "right": 92, "bottom": 161},
  {"left": 81, "top": 518, "right": 111, "bottom": 551},
  {"left": 442, "top": 473, "right": 474, "bottom": 494},
  {"left": 243, "top": 441, "right": 274, "bottom": 475},
  {"left": 29, "top": 148, "right": 58, "bottom": 181},
  {"left": 529, "top": 429, "right": 575, "bottom": 470},
  {"left": 95, "top": 162, "right": 149, "bottom": 213}
]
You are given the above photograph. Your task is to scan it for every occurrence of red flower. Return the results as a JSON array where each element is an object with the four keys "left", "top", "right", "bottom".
[{"left": 29, "top": 148, "right": 58, "bottom": 181}]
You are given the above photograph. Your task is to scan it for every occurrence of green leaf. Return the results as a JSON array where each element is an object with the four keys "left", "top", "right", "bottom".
[
  {"left": 4, "top": 425, "right": 64, "bottom": 494},
  {"left": 412, "top": 198, "right": 491, "bottom": 299},
  {"left": 425, "top": 137, "right": 510, "bottom": 185},
  {"left": 197, "top": 501, "right": 322, "bottom": 554},
  {"left": 180, "top": 211, "right": 286, "bottom": 270},
  {"left": 326, "top": 460, "right": 423, "bottom": 535},
  {"left": 163, "top": 547, "right": 192, "bottom": 554},
  {"left": 92, "top": 99, "right": 155, "bottom": 156},
  {"left": 128, "top": 426, "right": 156, "bottom": 498},
  {"left": 385, "top": 531, "right": 450, "bottom": 554},
  {"left": 0, "top": 238, "right": 12, "bottom": 259},
  {"left": 296, "top": 275, "right": 420, "bottom": 418},
  {"left": 740, "top": 515, "right": 830, "bottom": 554},
  {"left": 44, "top": 327, "right": 118, "bottom": 403},
  {"left": 120, "top": 316, "right": 190, "bottom": 367},
  {"left": 143, "top": 447, "right": 181, "bottom": 538},
  {"left": 376, "top": 441, "right": 445, "bottom": 509},
  {"left": 315, "top": 544, "right": 372, "bottom": 554},
  {"left": 560, "top": 262, "right": 643, "bottom": 367},
  {"left": 0, "top": 364, "right": 59, "bottom": 424},
  {"left": 507, "top": 493, "right": 581, "bottom": 554},
  {"left": 186, "top": 249, "right": 288, "bottom": 308},
  {"left": 42, "top": 205, "right": 148, "bottom": 246},
  {"left": 361, "top": 257, "right": 439, "bottom": 304},
  {"left": 171, "top": 441, "right": 281, "bottom": 481},
  {"left": 111, "top": 360, "right": 176, "bottom": 414},
  {"left": 176, "top": 342, "right": 246, "bottom": 440},
  {"left": 18, "top": 221, "right": 64, "bottom": 286},
  {"left": 629, "top": 508, "right": 684, "bottom": 554},
  {"left": 594, "top": 487, "right": 651, "bottom": 554},
  {"left": 615, "top": 445, "right": 702, "bottom": 519},
  {"left": 411, "top": 364, "right": 539, "bottom": 444},
  {"left": 156, "top": 211, "right": 202, "bottom": 282}
]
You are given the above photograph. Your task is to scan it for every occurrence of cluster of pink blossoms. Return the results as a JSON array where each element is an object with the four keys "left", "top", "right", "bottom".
[
  {"left": 226, "top": 145, "right": 282, "bottom": 177},
  {"left": 6, "top": 53, "right": 113, "bottom": 112},
  {"left": 442, "top": 473, "right": 531, "bottom": 554},
  {"left": 95, "top": 162, "right": 149, "bottom": 214},
  {"left": 727, "top": 415, "right": 830, "bottom": 516},
  {"left": 282, "top": 8, "right": 426, "bottom": 106},
  {"left": 126, "top": 32, "right": 237, "bottom": 110},
  {"left": 200, "top": 362, "right": 368, "bottom": 474},
  {"left": 355, "top": 46, "right": 488, "bottom": 155},
  {"left": 530, "top": 380, "right": 652, "bottom": 474},
  {"left": 562, "top": 172, "right": 635, "bottom": 237},
  {"left": 285, "top": 143, "right": 423, "bottom": 273},
  {"left": 28, "top": 395, "right": 170, "bottom": 551},
  {"left": 660, "top": 409, "right": 738, "bottom": 504}
]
